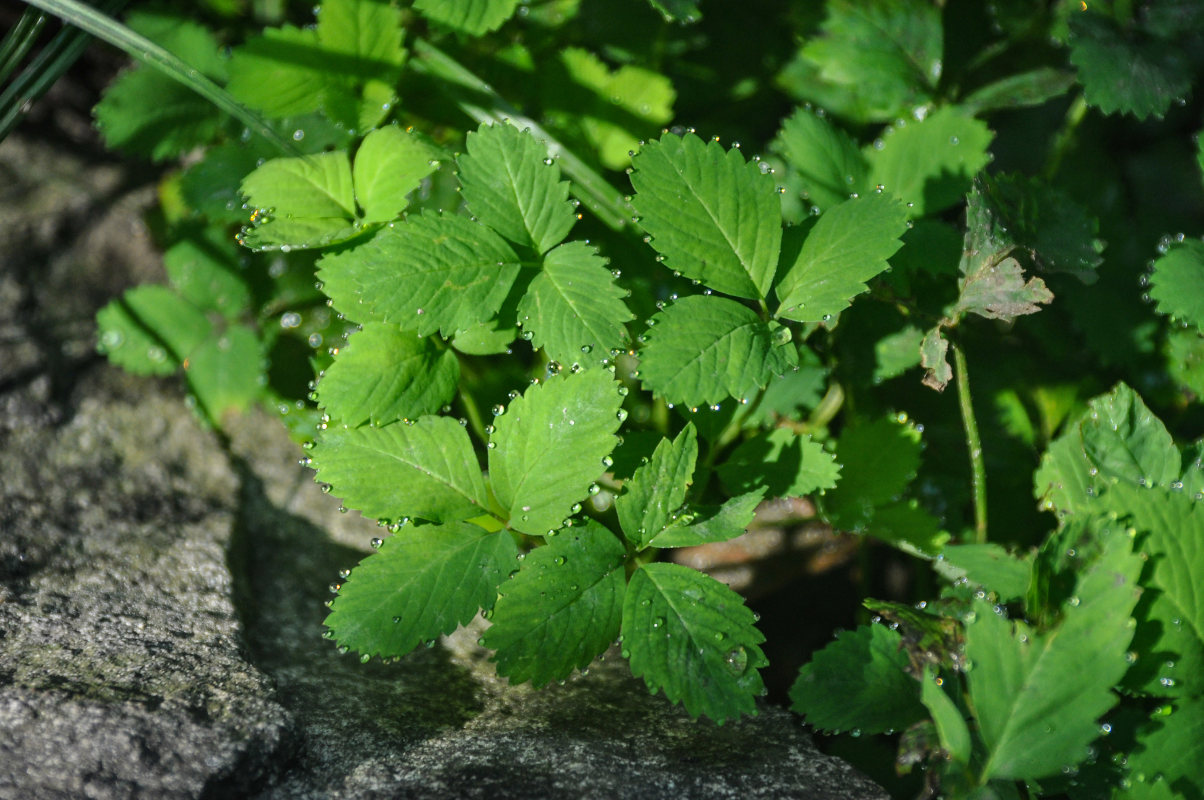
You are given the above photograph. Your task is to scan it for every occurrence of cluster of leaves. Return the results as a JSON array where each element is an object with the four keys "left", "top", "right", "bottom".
[{"left": 77, "top": 0, "right": 1204, "bottom": 797}]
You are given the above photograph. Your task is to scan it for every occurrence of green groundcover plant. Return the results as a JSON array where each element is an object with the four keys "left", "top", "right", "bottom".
[{"left": 13, "top": 0, "right": 1204, "bottom": 796}]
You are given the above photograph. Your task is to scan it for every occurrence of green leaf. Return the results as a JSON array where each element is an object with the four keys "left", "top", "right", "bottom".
[
  {"left": 965, "top": 522, "right": 1143, "bottom": 781},
  {"left": 1082, "top": 383, "right": 1181, "bottom": 490},
  {"left": 615, "top": 424, "right": 698, "bottom": 548},
  {"left": 1069, "top": 11, "right": 1192, "bottom": 120},
  {"left": 96, "top": 286, "right": 212, "bottom": 375},
  {"left": 1104, "top": 484, "right": 1204, "bottom": 698},
  {"left": 824, "top": 416, "right": 922, "bottom": 529},
  {"left": 863, "top": 500, "right": 948, "bottom": 557},
  {"left": 638, "top": 295, "right": 798, "bottom": 408},
  {"left": 647, "top": 0, "right": 700, "bottom": 23},
  {"left": 317, "top": 213, "right": 521, "bottom": 336},
  {"left": 773, "top": 105, "right": 869, "bottom": 212},
  {"left": 162, "top": 228, "right": 251, "bottom": 318},
  {"left": 959, "top": 68, "right": 1076, "bottom": 115},
  {"left": 316, "top": 323, "right": 459, "bottom": 427},
  {"left": 966, "top": 173, "right": 1103, "bottom": 284},
  {"left": 457, "top": 122, "right": 577, "bottom": 254},
  {"left": 311, "top": 416, "right": 492, "bottom": 523},
  {"left": 184, "top": 325, "right": 264, "bottom": 421},
  {"left": 353, "top": 126, "right": 441, "bottom": 224},
  {"left": 717, "top": 427, "right": 840, "bottom": 498},
  {"left": 799, "top": 0, "right": 943, "bottom": 123},
  {"left": 227, "top": 26, "right": 328, "bottom": 119},
  {"left": 554, "top": 48, "right": 675, "bottom": 171},
  {"left": 325, "top": 521, "right": 518, "bottom": 658},
  {"left": 867, "top": 107, "right": 995, "bottom": 217},
  {"left": 648, "top": 490, "right": 766, "bottom": 548},
  {"left": 790, "top": 624, "right": 925, "bottom": 735},
  {"left": 1149, "top": 239, "right": 1204, "bottom": 329},
  {"left": 920, "top": 327, "right": 953, "bottom": 391},
  {"left": 317, "top": 0, "right": 406, "bottom": 131},
  {"left": 775, "top": 192, "right": 909, "bottom": 323},
  {"left": 919, "top": 668, "right": 972, "bottom": 767},
  {"left": 94, "top": 66, "right": 224, "bottom": 162},
  {"left": 516, "top": 241, "right": 633, "bottom": 368},
  {"left": 1118, "top": 697, "right": 1204, "bottom": 800},
  {"left": 623, "top": 562, "right": 767, "bottom": 722},
  {"left": 935, "top": 544, "right": 1031, "bottom": 603},
  {"left": 482, "top": 520, "right": 627, "bottom": 686},
  {"left": 123, "top": 10, "right": 227, "bottom": 81},
  {"left": 631, "top": 133, "right": 781, "bottom": 300},
  {"left": 413, "top": 0, "right": 520, "bottom": 35},
  {"left": 873, "top": 325, "right": 925, "bottom": 382},
  {"left": 489, "top": 370, "right": 623, "bottom": 536},
  {"left": 240, "top": 151, "right": 359, "bottom": 251}
]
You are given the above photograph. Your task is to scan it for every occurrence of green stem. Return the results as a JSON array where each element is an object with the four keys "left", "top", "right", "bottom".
[
  {"left": 457, "top": 379, "right": 489, "bottom": 448},
  {"left": 409, "top": 38, "right": 633, "bottom": 232},
  {"left": 20, "top": 0, "right": 298, "bottom": 156},
  {"left": 807, "top": 381, "right": 844, "bottom": 432},
  {"left": 1042, "top": 93, "right": 1088, "bottom": 181},
  {"left": 953, "top": 343, "right": 987, "bottom": 543}
]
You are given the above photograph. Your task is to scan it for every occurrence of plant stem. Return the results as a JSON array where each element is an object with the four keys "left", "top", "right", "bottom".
[
  {"left": 953, "top": 343, "right": 988, "bottom": 543},
  {"left": 1042, "top": 93, "right": 1087, "bottom": 181},
  {"left": 409, "top": 38, "right": 633, "bottom": 232},
  {"left": 20, "top": 0, "right": 298, "bottom": 156},
  {"left": 458, "top": 380, "right": 489, "bottom": 448}
]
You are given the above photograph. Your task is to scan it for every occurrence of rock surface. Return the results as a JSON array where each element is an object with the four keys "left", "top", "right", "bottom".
[{"left": 0, "top": 126, "right": 889, "bottom": 799}]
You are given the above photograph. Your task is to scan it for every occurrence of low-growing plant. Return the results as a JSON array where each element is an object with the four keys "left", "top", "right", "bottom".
[{"left": 14, "top": 0, "right": 1204, "bottom": 796}]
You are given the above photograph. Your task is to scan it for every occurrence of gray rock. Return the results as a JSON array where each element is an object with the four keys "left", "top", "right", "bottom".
[{"left": 0, "top": 131, "right": 888, "bottom": 800}]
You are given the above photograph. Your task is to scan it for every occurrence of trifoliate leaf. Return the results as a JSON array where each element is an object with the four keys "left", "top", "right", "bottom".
[
  {"left": 227, "top": 27, "right": 328, "bottom": 118},
  {"left": 1118, "top": 697, "right": 1204, "bottom": 800},
  {"left": 483, "top": 520, "right": 627, "bottom": 686},
  {"left": 967, "top": 173, "right": 1103, "bottom": 284},
  {"left": 790, "top": 624, "right": 925, "bottom": 735},
  {"left": 316, "top": 213, "right": 521, "bottom": 336},
  {"left": 799, "top": 0, "right": 942, "bottom": 123},
  {"left": 1069, "top": 11, "right": 1192, "bottom": 120},
  {"left": 623, "top": 562, "right": 767, "bottom": 722},
  {"left": 824, "top": 415, "right": 922, "bottom": 529},
  {"left": 516, "top": 241, "right": 632, "bottom": 368},
  {"left": 94, "top": 66, "right": 224, "bottom": 162},
  {"left": 457, "top": 122, "right": 576, "bottom": 254},
  {"left": 1104, "top": 483, "right": 1204, "bottom": 698},
  {"left": 96, "top": 286, "right": 212, "bottom": 375},
  {"left": 317, "top": 0, "right": 407, "bottom": 131},
  {"left": 325, "top": 521, "right": 518, "bottom": 659},
  {"left": 311, "top": 416, "right": 492, "bottom": 523},
  {"left": 163, "top": 228, "right": 251, "bottom": 318},
  {"left": 935, "top": 544, "right": 1032, "bottom": 604},
  {"left": 240, "top": 151, "right": 359, "bottom": 251},
  {"left": 488, "top": 370, "right": 623, "bottom": 536},
  {"left": 717, "top": 428, "right": 840, "bottom": 499},
  {"left": 184, "top": 325, "right": 264, "bottom": 421},
  {"left": 648, "top": 489, "right": 766, "bottom": 548},
  {"left": 965, "top": 522, "right": 1143, "bottom": 781},
  {"left": 639, "top": 295, "right": 798, "bottom": 408},
  {"left": 773, "top": 105, "right": 869, "bottom": 212},
  {"left": 554, "top": 48, "right": 675, "bottom": 170},
  {"left": 775, "top": 192, "right": 909, "bottom": 323},
  {"left": 1149, "top": 239, "right": 1204, "bottom": 329},
  {"left": 353, "top": 126, "right": 441, "bottom": 224},
  {"left": 631, "top": 133, "right": 781, "bottom": 300},
  {"left": 316, "top": 323, "right": 459, "bottom": 427},
  {"left": 616, "top": 424, "right": 698, "bottom": 549},
  {"left": 413, "top": 0, "right": 520, "bottom": 35},
  {"left": 959, "top": 68, "right": 1076, "bottom": 115},
  {"left": 867, "top": 107, "right": 994, "bottom": 218}
]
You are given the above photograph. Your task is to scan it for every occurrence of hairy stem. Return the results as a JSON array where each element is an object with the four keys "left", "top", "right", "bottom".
[
  {"left": 953, "top": 343, "right": 988, "bottom": 543},
  {"left": 410, "top": 38, "right": 633, "bottom": 232},
  {"left": 20, "top": 0, "right": 298, "bottom": 155}
]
